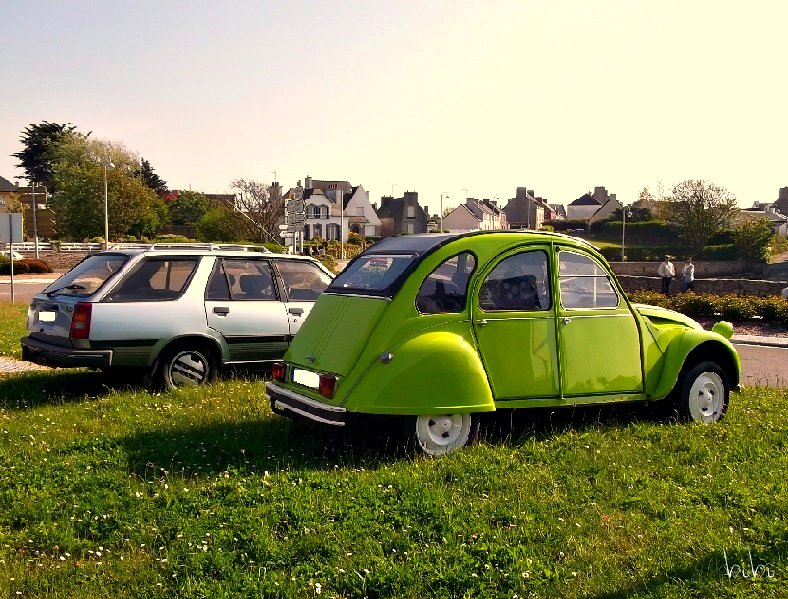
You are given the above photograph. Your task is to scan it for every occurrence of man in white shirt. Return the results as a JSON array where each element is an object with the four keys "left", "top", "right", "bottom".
[
  {"left": 682, "top": 258, "right": 695, "bottom": 293},
  {"left": 658, "top": 255, "right": 675, "bottom": 295}
]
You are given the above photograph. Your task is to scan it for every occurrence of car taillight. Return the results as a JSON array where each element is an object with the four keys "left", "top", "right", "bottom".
[
  {"left": 69, "top": 303, "right": 92, "bottom": 339},
  {"left": 319, "top": 374, "right": 337, "bottom": 399},
  {"left": 272, "top": 362, "right": 287, "bottom": 382}
]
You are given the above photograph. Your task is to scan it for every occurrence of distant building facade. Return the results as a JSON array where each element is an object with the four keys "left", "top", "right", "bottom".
[
  {"left": 376, "top": 191, "right": 429, "bottom": 237},
  {"left": 504, "top": 187, "right": 545, "bottom": 230}
]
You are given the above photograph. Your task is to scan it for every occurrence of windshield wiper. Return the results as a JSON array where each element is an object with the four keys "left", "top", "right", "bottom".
[{"left": 46, "top": 284, "right": 87, "bottom": 297}]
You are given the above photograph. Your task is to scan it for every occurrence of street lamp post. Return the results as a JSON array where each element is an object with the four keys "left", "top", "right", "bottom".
[
  {"left": 621, "top": 205, "right": 632, "bottom": 262},
  {"left": 440, "top": 192, "right": 449, "bottom": 232},
  {"left": 102, "top": 159, "right": 114, "bottom": 250},
  {"left": 31, "top": 182, "right": 39, "bottom": 259}
]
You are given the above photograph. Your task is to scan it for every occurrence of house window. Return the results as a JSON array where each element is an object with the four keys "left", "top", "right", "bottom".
[
  {"left": 356, "top": 206, "right": 364, "bottom": 216},
  {"left": 313, "top": 223, "right": 322, "bottom": 239},
  {"left": 303, "top": 224, "right": 310, "bottom": 240},
  {"left": 406, "top": 222, "right": 415, "bottom": 234},
  {"left": 327, "top": 224, "right": 340, "bottom": 240},
  {"left": 407, "top": 206, "right": 415, "bottom": 218},
  {"left": 321, "top": 205, "right": 329, "bottom": 219},
  {"left": 309, "top": 205, "right": 321, "bottom": 219}
]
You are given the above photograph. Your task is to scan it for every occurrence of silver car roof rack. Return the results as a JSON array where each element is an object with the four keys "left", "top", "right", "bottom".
[{"left": 108, "top": 243, "right": 271, "bottom": 253}]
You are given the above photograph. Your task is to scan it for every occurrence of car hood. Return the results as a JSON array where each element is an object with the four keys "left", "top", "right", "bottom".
[
  {"left": 632, "top": 303, "right": 702, "bottom": 330},
  {"left": 286, "top": 293, "right": 389, "bottom": 377}
]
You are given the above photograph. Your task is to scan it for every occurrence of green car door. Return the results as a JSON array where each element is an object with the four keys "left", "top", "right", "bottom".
[
  {"left": 555, "top": 248, "right": 644, "bottom": 397},
  {"left": 472, "top": 246, "right": 560, "bottom": 401}
]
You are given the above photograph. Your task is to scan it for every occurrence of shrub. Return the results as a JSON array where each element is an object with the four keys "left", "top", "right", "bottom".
[
  {"left": 716, "top": 295, "right": 757, "bottom": 321},
  {"left": 315, "top": 254, "right": 337, "bottom": 273},
  {"left": 0, "top": 259, "right": 30, "bottom": 275},
  {"left": 626, "top": 290, "right": 673, "bottom": 309},
  {"left": 347, "top": 232, "right": 364, "bottom": 245},
  {"left": 754, "top": 296, "right": 788, "bottom": 324},
  {"left": 696, "top": 244, "right": 739, "bottom": 261},
  {"left": 262, "top": 242, "right": 287, "bottom": 254},
  {"left": 17, "top": 258, "right": 53, "bottom": 274},
  {"left": 671, "top": 292, "right": 718, "bottom": 318}
]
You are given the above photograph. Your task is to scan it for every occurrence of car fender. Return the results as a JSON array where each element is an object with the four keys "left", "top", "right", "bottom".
[
  {"left": 650, "top": 329, "right": 741, "bottom": 400},
  {"left": 341, "top": 329, "right": 495, "bottom": 416},
  {"left": 150, "top": 332, "right": 228, "bottom": 369}
]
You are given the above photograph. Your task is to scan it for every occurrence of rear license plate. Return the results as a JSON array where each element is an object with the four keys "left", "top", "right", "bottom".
[
  {"left": 37, "top": 311, "right": 57, "bottom": 323},
  {"left": 292, "top": 369, "right": 320, "bottom": 389}
]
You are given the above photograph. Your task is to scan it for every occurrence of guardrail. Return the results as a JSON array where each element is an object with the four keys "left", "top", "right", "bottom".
[{"left": 0, "top": 242, "right": 103, "bottom": 253}]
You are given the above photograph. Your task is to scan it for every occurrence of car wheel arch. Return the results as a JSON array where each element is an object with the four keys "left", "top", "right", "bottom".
[
  {"left": 344, "top": 329, "right": 496, "bottom": 415},
  {"left": 151, "top": 335, "right": 225, "bottom": 371},
  {"left": 655, "top": 334, "right": 740, "bottom": 401}
]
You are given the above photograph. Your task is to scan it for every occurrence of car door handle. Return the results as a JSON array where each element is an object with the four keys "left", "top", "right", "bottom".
[
  {"left": 289, "top": 307, "right": 304, "bottom": 315},
  {"left": 213, "top": 306, "right": 230, "bottom": 315},
  {"left": 562, "top": 317, "right": 571, "bottom": 325},
  {"left": 477, "top": 319, "right": 487, "bottom": 328}
]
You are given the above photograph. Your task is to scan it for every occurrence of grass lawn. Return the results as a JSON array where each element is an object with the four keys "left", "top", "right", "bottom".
[
  {"left": 0, "top": 301, "right": 27, "bottom": 359},
  {"left": 0, "top": 300, "right": 786, "bottom": 597},
  {"left": 1, "top": 367, "right": 786, "bottom": 598}
]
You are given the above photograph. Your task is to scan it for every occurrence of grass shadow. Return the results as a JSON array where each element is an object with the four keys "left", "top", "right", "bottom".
[
  {"left": 0, "top": 369, "right": 115, "bottom": 409},
  {"left": 122, "top": 414, "right": 408, "bottom": 478}
]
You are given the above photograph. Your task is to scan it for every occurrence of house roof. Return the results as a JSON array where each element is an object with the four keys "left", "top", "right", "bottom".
[
  {"left": 739, "top": 209, "right": 788, "bottom": 223},
  {"left": 376, "top": 195, "right": 428, "bottom": 219},
  {"left": 0, "top": 175, "right": 17, "bottom": 192},
  {"left": 570, "top": 193, "right": 601, "bottom": 206}
]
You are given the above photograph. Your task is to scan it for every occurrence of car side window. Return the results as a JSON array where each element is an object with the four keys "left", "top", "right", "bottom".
[
  {"left": 416, "top": 252, "right": 477, "bottom": 314},
  {"left": 276, "top": 260, "right": 332, "bottom": 301},
  {"left": 205, "top": 260, "right": 231, "bottom": 300},
  {"left": 558, "top": 251, "right": 619, "bottom": 309},
  {"left": 221, "top": 259, "right": 278, "bottom": 301},
  {"left": 478, "top": 250, "right": 550, "bottom": 311},
  {"left": 106, "top": 258, "right": 198, "bottom": 302}
]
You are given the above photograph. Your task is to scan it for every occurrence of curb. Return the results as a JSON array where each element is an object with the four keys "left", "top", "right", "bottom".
[{"left": 731, "top": 334, "right": 788, "bottom": 348}]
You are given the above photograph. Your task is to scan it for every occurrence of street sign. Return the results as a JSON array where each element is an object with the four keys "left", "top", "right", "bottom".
[
  {"left": 287, "top": 199, "right": 305, "bottom": 214},
  {"left": 289, "top": 213, "right": 306, "bottom": 225},
  {"left": 0, "top": 213, "right": 23, "bottom": 243},
  {"left": 287, "top": 223, "right": 300, "bottom": 233}
]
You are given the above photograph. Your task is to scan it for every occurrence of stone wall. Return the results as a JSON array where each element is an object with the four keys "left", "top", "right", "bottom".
[
  {"left": 608, "top": 261, "right": 767, "bottom": 278},
  {"left": 616, "top": 275, "right": 787, "bottom": 297},
  {"left": 29, "top": 251, "right": 89, "bottom": 270}
]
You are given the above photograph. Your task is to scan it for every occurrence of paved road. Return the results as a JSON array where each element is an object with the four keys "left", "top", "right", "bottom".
[
  {"left": 0, "top": 278, "right": 57, "bottom": 304},
  {"left": 734, "top": 342, "right": 788, "bottom": 388}
]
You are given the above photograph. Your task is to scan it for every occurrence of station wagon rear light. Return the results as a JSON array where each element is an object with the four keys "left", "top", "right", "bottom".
[
  {"left": 69, "top": 303, "right": 92, "bottom": 339},
  {"left": 272, "top": 362, "right": 287, "bottom": 382},
  {"left": 318, "top": 374, "right": 337, "bottom": 399}
]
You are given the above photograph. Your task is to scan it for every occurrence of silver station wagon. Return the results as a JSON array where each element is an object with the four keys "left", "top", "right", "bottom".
[{"left": 21, "top": 244, "right": 333, "bottom": 388}]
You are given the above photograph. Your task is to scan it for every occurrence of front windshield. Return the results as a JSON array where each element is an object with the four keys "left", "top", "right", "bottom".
[
  {"left": 43, "top": 254, "right": 130, "bottom": 297},
  {"left": 329, "top": 254, "right": 416, "bottom": 293}
]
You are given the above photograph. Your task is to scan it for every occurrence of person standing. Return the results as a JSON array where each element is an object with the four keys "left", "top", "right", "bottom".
[
  {"left": 681, "top": 257, "right": 695, "bottom": 293},
  {"left": 658, "top": 255, "right": 675, "bottom": 295}
]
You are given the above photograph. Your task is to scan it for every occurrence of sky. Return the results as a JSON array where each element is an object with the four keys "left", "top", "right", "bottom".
[{"left": 1, "top": 0, "right": 786, "bottom": 213}]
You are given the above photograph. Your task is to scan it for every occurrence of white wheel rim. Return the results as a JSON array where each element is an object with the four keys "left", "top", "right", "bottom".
[
  {"left": 170, "top": 351, "right": 207, "bottom": 387},
  {"left": 688, "top": 371, "right": 725, "bottom": 423},
  {"left": 415, "top": 414, "right": 471, "bottom": 456}
]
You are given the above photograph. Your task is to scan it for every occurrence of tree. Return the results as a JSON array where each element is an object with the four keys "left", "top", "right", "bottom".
[
  {"left": 169, "top": 190, "right": 209, "bottom": 225},
  {"left": 135, "top": 158, "right": 168, "bottom": 195},
  {"left": 197, "top": 206, "right": 247, "bottom": 242},
  {"left": 12, "top": 121, "right": 81, "bottom": 189},
  {"left": 48, "top": 134, "right": 164, "bottom": 241},
  {"left": 662, "top": 180, "right": 739, "bottom": 254},
  {"left": 229, "top": 178, "right": 285, "bottom": 242},
  {"left": 734, "top": 217, "right": 775, "bottom": 262}
]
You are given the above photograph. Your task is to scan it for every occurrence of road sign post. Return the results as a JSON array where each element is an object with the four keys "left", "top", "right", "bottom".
[{"left": 1, "top": 213, "right": 24, "bottom": 302}]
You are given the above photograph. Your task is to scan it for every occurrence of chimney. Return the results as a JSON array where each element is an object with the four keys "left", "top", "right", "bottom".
[
  {"left": 305, "top": 176, "right": 312, "bottom": 189},
  {"left": 527, "top": 190, "right": 535, "bottom": 198}
]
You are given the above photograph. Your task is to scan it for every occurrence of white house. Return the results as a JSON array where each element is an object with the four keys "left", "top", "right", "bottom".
[
  {"left": 284, "top": 176, "right": 381, "bottom": 242},
  {"left": 442, "top": 198, "right": 507, "bottom": 232}
]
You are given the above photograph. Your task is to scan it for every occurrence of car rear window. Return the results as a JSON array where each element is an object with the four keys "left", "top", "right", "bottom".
[
  {"left": 105, "top": 258, "right": 199, "bottom": 302},
  {"left": 42, "top": 253, "right": 129, "bottom": 297},
  {"left": 329, "top": 254, "right": 416, "bottom": 295}
]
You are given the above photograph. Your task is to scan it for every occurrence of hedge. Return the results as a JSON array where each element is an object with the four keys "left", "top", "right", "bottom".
[{"left": 627, "top": 290, "right": 788, "bottom": 325}]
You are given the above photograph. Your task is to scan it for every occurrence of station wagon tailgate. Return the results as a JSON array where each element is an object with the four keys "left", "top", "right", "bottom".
[{"left": 286, "top": 293, "right": 388, "bottom": 377}]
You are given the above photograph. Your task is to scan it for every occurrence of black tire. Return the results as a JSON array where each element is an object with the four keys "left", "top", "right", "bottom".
[
  {"left": 404, "top": 413, "right": 480, "bottom": 457},
  {"left": 155, "top": 344, "right": 218, "bottom": 390},
  {"left": 676, "top": 360, "right": 729, "bottom": 423}
]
